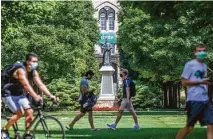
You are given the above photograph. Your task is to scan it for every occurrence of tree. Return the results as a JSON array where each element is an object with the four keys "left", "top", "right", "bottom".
[
  {"left": 118, "top": 1, "right": 213, "bottom": 82},
  {"left": 1, "top": 1, "right": 100, "bottom": 109},
  {"left": 118, "top": 1, "right": 213, "bottom": 108}
]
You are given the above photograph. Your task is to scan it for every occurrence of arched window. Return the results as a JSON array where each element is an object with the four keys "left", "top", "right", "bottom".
[
  {"left": 99, "top": 7, "right": 115, "bottom": 31},
  {"left": 108, "top": 13, "right": 114, "bottom": 30},
  {"left": 107, "top": 8, "right": 115, "bottom": 30},
  {"left": 99, "top": 8, "right": 107, "bottom": 30}
]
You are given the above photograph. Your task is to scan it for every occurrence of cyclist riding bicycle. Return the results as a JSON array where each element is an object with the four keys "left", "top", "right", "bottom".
[{"left": 1, "top": 52, "right": 58, "bottom": 139}]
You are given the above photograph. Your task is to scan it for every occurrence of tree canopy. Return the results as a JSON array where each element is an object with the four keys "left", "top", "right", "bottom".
[
  {"left": 118, "top": 1, "right": 213, "bottom": 82},
  {"left": 1, "top": 1, "right": 100, "bottom": 109},
  {"left": 2, "top": 1, "right": 99, "bottom": 83}
]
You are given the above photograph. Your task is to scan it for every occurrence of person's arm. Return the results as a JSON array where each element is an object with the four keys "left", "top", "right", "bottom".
[
  {"left": 16, "top": 68, "right": 41, "bottom": 101},
  {"left": 181, "top": 78, "right": 210, "bottom": 86},
  {"left": 33, "top": 70, "right": 57, "bottom": 101},
  {"left": 181, "top": 64, "right": 210, "bottom": 86},
  {"left": 80, "top": 85, "right": 88, "bottom": 94},
  {"left": 126, "top": 87, "right": 131, "bottom": 109},
  {"left": 126, "top": 87, "right": 130, "bottom": 100},
  {"left": 180, "top": 62, "right": 210, "bottom": 87}
]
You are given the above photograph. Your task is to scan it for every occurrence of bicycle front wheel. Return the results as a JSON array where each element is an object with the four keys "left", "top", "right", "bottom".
[{"left": 33, "top": 115, "right": 65, "bottom": 139}]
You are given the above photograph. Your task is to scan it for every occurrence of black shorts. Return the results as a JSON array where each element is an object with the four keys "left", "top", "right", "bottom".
[
  {"left": 186, "top": 101, "right": 213, "bottom": 127},
  {"left": 80, "top": 106, "right": 92, "bottom": 114}
]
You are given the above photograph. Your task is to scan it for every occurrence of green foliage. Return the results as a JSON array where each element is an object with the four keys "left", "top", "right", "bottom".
[
  {"left": 1, "top": 1, "right": 100, "bottom": 110},
  {"left": 133, "top": 81, "right": 163, "bottom": 110},
  {"left": 47, "top": 78, "right": 79, "bottom": 110},
  {"left": 118, "top": 1, "right": 213, "bottom": 109},
  {"left": 47, "top": 77, "right": 100, "bottom": 110},
  {"left": 118, "top": 1, "right": 213, "bottom": 82}
]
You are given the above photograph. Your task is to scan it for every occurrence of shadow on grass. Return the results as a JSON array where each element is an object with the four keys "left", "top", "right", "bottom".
[{"left": 65, "top": 127, "right": 206, "bottom": 139}]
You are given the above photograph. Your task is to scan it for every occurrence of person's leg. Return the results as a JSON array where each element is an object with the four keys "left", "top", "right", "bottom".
[
  {"left": 18, "top": 95, "right": 32, "bottom": 130},
  {"left": 130, "top": 110, "right": 138, "bottom": 124},
  {"left": 2, "top": 96, "right": 23, "bottom": 130},
  {"left": 107, "top": 99, "right": 125, "bottom": 130},
  {"left": 207, "top": 124, "right": 213, "bottom": 139},
  {"left": 25, "top": 108, "right": 33, "bottom": 130},
  {"left": 69, "top": 108, "right": 86, "bottom": 128},
  {"left": 4, "top": 110, "right": 23, "bottom": 130},
  {"left": 176, "top": 101, "right": 203, "bottom": 139},
  {"left": 129, "top": 99, "right": 139, "bottom": 126},
  {"left": 114, "top": 110, "right": 124, "bottom": 125},
  {"left": 176, "top": 126, "right": 194, "bottom": 139},
  {"left": 106, "top": 110, "right": 123, "bottom": 130},
  {"left": 204, "top": 102, "right": 213, "bottom": 139},
  {"left": 88, "top": 110, "right": 95, "bottom": 130},
  {"left": 114, "top": 98, "right": 127, "bottom": 126}
]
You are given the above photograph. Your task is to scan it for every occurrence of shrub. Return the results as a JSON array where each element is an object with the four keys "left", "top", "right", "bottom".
[{"left": 133, "top": 81, "right": 163, "bottom": 110}]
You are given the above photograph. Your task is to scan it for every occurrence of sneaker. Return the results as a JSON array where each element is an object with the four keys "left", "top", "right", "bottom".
[
  {"left": 133, "top": 124, "right": 140, "bottom": 130},
  {"left": 107, "top": 124, "right": 116, "bottom": 130},
  {"left": 24, "top": 134, "right": 34, "bottom": 139},
  {"left": 1, "top": 129, "right": 10, "bottom": 139}
]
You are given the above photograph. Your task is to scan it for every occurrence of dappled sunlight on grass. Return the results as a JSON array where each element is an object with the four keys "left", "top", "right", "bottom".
[{"left": 2, "top": 111, "right": 206, "bottom": 139}]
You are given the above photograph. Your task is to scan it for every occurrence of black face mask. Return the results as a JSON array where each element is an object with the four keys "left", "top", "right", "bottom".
[{"left": 120, "top": 74, "right": 123, "bottom": 78}]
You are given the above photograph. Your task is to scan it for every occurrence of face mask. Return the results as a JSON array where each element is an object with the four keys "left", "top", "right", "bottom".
[
  {"left": 31, "top": 63, "right": 38, "bottom": 70},
  {"left": 195, "top": 51, "right": 207, "bottom": 60},
  {"left": 120, "top": 74, "right": 123, "bottom": 78}
]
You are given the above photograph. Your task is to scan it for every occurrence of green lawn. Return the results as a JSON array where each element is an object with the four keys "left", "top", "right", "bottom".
[{"left": 2, "top": 111, "right": 207, "bottom": 139}]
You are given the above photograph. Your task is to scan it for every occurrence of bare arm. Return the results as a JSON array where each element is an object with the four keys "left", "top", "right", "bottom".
[
  {"left": 16, "top": 69, "right": 39, "bottom": 99},
  {"left": 181, "top": 78, "right": 210, "bottom": 87},
  {"left": 33, "top": 70, "right": 52, "bottom": 97},
  {"left": 126, "top": 87, "right": 130, "bottom": 100},
  {"left": 81, "top": 86, "right": 88, "bottom": 94}
]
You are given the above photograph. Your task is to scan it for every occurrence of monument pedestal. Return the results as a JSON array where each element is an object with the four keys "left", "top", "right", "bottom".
[{"left": 96, "top": 65, "right": 116, "bottom": 108}]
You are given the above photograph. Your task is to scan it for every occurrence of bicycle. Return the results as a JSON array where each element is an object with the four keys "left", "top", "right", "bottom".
[{"left": 1, "top": 99, "right": 65, "bottom": 139}]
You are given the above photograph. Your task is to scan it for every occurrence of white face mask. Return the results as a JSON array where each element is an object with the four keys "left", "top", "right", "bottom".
[{"left": 31, "top": 63, "right": 38, "bottom": 70}]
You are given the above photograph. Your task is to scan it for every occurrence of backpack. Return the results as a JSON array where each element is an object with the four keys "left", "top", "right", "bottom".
[
  {"left": 1, "top": 62, "right": 24, "bottom": 88},
  {"left": 80, "top": 91, "right": 97, "bottom": 109},
  {"left": 129, "top": 79, "right": 136, "bottom": 97}
]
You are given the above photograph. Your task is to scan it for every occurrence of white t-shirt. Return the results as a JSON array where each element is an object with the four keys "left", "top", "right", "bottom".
[{"left": 181, "top": 59, "right": 209, "bottom": 102}]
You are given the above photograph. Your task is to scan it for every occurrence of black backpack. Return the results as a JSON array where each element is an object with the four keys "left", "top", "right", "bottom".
[
  {"left": 129, "top": 79, "right": 136, "bottom": 97},
  {"left": 80, "top": 91, "right": 97, "bottom": 109},
  {"left": 1, "top": 62, "right": 24, "bottom": 88}
]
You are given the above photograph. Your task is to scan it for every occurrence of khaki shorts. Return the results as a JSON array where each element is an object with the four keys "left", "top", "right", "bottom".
[{"left": 120, "top": 98, "right": 134, "bottom": 111}]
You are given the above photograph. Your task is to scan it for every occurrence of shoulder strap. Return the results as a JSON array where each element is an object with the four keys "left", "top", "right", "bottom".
[{"left": 4, "top": 62, "right": 25, "bottom": 76}]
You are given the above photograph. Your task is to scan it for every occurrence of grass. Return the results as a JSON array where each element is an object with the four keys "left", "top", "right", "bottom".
[{"left": 1, "top": 111, "right": 207, "bottom": 139}]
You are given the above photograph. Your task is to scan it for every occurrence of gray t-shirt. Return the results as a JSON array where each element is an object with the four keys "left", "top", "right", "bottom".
[
  {"left": 181, "top": 59, "right": 208, "bottom": 102},
  {"left": 78, "top": 77, "right": 89, "bottom": 101}
]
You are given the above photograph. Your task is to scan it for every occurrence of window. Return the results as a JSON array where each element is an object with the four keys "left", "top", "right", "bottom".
[
  {"left": 100, "top": 13, "right": 106, "bottom": 30},
  {"left": 107, "top": 8, "right": 115, "bottom": 30},
  {"left": 99, "top": 7, "right": 115, "bottom": 31},
  {"left": 99, "top": 8, "right": 107, "bottom": 30},
  {"left": 108, "top": 13, "right": 114, "bottom": 30}
]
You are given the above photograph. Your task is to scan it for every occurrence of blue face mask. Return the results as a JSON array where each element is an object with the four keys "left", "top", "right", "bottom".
[
  {"left": 195, "top": 51, "right": 207, "bottom": 60},
  {"left": 31, "top": 63, "right": 38, "bottom": 70}
]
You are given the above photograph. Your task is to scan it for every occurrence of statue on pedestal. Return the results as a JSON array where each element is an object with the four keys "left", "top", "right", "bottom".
[{"left": 101, "top": 39, "right": 113, "bottom": 66}]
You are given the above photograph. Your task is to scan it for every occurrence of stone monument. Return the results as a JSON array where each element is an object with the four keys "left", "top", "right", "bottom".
[{"left": 96, "top": 39, "right": 116, "bottom": 107}]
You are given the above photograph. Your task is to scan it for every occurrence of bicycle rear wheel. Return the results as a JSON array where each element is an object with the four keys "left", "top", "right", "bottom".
[
  {"left": 1, "top": 116, "right": 16, "bottom": 139},
  {"left": 33, "top": 115, "right": 65, "bottom": 139}
]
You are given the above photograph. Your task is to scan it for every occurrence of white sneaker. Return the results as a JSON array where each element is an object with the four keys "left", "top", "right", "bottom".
[
  {"left": 1, "top": 130, "right": 10, "bottom": 139},
  {"left": 107, "top": 124, "right": 116, "bottom": 130},
  {"left": 133, "top": 124, "right": 140, "bottom": 130}
]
